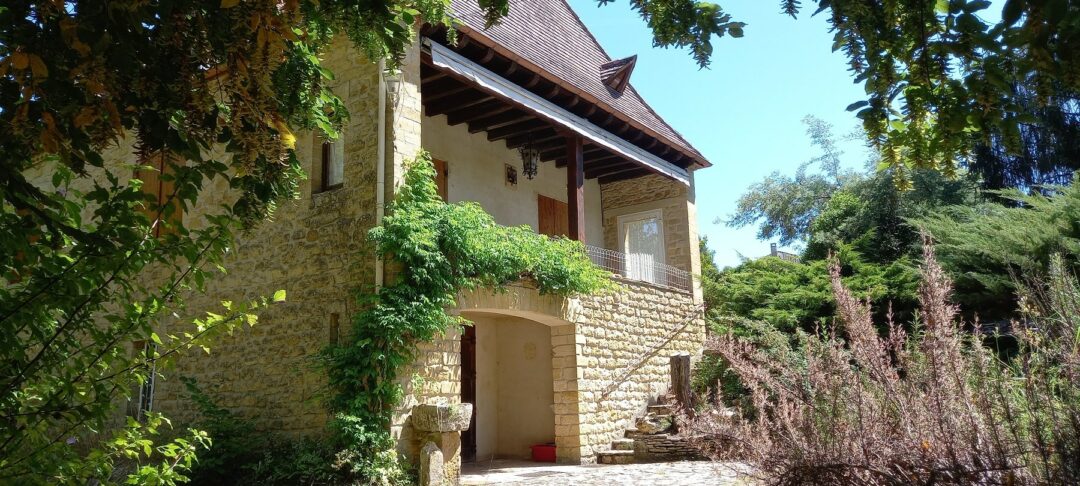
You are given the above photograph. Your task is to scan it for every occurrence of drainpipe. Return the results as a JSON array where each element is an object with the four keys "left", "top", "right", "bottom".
[{"left": 375, "top": 58, "right": 387, "bottom": 290}]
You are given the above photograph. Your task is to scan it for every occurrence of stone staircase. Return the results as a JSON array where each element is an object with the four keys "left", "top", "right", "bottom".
[{"left": 598, "top": 402, "right": 698, "bottom": 465}]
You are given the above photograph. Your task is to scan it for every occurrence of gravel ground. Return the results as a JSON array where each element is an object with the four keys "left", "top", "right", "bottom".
[{"left": 461, "top": 459, "right": 755, "bottom": 485}]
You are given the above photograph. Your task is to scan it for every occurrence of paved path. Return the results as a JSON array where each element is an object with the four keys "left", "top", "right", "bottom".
[{"left": 461, "top": 459, "right": 753, "bottom": 485}]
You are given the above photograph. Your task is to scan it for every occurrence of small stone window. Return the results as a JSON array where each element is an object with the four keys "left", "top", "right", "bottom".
[{"left": 313, "top": 134, "right": 344, "bottom": 192}]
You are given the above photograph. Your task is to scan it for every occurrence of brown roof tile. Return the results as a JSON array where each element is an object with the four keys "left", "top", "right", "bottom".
[{"left": 448, "top": 0, "right": 707, "bottom": 164}]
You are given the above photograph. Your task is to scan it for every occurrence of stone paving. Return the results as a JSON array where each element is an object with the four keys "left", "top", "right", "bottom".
[{"left": 461, "top": 459, "right": 754, "bottom": 485}]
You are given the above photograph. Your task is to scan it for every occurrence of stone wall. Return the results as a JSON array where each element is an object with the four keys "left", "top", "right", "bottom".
[
  {"left": 625, "top": 430, "right": 704, "bottom": 461},
  {"left": 152, "top": 39, "right": 385, "bottom": 435},
  {"left": 560, "top": 280, "right": 705, "bottom": 463}
]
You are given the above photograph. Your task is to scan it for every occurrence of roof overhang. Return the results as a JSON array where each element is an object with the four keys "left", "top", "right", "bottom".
[
  {"left": 448, "top": 23, "right": 710, "bottom": 170},
  {"left": 423, "top": 38, "right": 690, "bottom": 186}
]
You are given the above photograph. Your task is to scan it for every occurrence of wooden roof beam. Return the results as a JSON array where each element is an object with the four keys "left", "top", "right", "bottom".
[
  {"left": 487, "top": 119, "right": 549, "bottom": 142},
  {"left": 423, "top": 81, "right": 472, "bottom": 103},
  {"left": 424, "top": 90, "right": 492, "bottom": 117},
  {"left": 586, "top": 162, "right": 637, "bottom": 179},
  {"left": 544, "top": 145, "right": 603, "bottom": 162},
  {"left": 445, "top": 100, "right": 512, "bottom": 126},
  {"left": 467, "top": 110, "right": 532, "bottom": 133},
  {"left": 505, "top": 129, "right": 560, "bottom": 149}
]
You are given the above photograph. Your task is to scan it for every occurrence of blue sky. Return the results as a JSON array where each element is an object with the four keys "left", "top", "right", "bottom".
[{"left": 568, "top": 0, "right": 873, "bottom": 268}]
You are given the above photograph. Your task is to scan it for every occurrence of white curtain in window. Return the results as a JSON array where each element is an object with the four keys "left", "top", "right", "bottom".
[
  {"left": 623, "top": 216, "right": 665, "bottom": 286},
  {"left": 326, "top": 140, "right": 345, "bottom": 187}
]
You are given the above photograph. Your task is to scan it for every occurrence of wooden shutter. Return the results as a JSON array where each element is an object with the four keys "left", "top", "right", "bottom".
[
  {"left": 433, "top": 158, "right": 448, "bottom": 201},
  {"left": 135, "top": 152, "right": 182, "bottom": 238},
  {"left": 537, "top": 194, "right": 569, "bottom": 237}
]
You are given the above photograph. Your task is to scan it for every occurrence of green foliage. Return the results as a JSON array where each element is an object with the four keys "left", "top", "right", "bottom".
[
  {"left": 713, "top": 245, "right": 920, "bottom": 333},
  {"left": 776, "top": 0, "right": 1080, "bottom": 183},
  {"left": 804, "top": 168, "right": 979, "bottom": 262},
  {"left": 724, "top": 116, "right": 857, "bottom": 246},
  {"left": 727, "top": 116, "right": 979, "bottom": 258},
  {"left": 1, "top": 0, "right": 454, "bottom": 480},
  {"left": 599, "top": 0, "right": 746, "bottom": 67},
  {"left": 322, "top": 152, "right": 612, "bottom": 483},
  {"left": 182, "top": 378, "right": 344, "bottom": 486},
  {"left": 918, "top": 179, "right": 1080, "bottom": 317},
  {"left": 698, "top": 237, "right": 724, "bottom": 316}
]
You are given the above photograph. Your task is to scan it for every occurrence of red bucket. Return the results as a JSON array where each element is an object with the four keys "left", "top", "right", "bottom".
[{"left": 530, "top": 443, "right": 556, "bottom": 462}]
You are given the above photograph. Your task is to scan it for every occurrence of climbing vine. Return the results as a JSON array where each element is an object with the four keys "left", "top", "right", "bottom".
[{"left": 322, "top": 152, "right": 614, "bottom": 481}]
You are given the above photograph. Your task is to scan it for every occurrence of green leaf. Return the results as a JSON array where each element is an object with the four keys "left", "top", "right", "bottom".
[
  {"left": 846, "top": 100, "right": 870, "bottom": 112},
  {"left": 1002, "top": 0, "right": 1024, "bottom": 25},
  {"left": 273, "top": 289, "right": 286, "bottom": 303}
]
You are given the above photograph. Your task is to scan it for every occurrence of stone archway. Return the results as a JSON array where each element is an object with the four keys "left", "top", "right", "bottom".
[{"left": 455, "top": 285, "right": 584, "bottom": 463}]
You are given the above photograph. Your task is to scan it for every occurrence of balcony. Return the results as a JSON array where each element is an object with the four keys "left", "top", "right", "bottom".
[{"left": 583, "top": 245, "right": 692, "bottom": 294}]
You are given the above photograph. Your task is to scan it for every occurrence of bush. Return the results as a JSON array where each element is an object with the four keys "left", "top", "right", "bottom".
[
  {"left": 182, "top": 378, "right": 361, "bottom": 486},
  {"left": 687, "top": 240, "right": 1080, "bottom": 484},
  {"left": 712, "top": 244, "right": 919, "bottom": 333}
]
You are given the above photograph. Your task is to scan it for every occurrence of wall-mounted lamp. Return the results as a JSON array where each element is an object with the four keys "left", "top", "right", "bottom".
[
  {"left": 383, "top": 69, "right": 402, "bottom": 105},
  {"left": 519, "top": 143, "right": 540, "bottom": 180}
]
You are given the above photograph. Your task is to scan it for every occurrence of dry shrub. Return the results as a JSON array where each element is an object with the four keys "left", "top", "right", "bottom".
[{"left": 688, "top": 239, "right": 1080, "bottom": 485}]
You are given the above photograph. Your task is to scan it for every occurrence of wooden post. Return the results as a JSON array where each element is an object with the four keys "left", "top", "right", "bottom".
[
  {"left": 670, "top": 354, "right": 692, "bottom": 414},
  {"left": 565, "top": 134, "right": 585, "bottom": 242}
]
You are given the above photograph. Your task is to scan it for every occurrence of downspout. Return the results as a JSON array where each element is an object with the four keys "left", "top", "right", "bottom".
[{"left": 375, "top": 58, "right": 387, "bottom": 290}]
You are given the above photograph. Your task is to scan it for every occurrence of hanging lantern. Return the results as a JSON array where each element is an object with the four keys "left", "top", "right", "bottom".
[{"left": 519, "top": 143, "right": 540, "bottom": 180}]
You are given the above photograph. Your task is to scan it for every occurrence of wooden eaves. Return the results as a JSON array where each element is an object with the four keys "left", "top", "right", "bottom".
[{"left": 421, "top": 38, "right": 690, "bottom": 186}]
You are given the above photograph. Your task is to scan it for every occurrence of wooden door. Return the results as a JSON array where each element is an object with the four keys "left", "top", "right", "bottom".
[
  {"left": 537, "top": 194, "right": 569, "bottom": 238},
  {"left": 460, "top": 324, "right": 477, "bottom": 462},
  {"left": 433, "top": 158, "right": 448, "bottom": 201}
]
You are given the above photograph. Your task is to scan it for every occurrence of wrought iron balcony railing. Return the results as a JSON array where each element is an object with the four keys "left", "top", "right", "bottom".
[{"left": 582, "top": 244, "right": 693, "bottom": 293}]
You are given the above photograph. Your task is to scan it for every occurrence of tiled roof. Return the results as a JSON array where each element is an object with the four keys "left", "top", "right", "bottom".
[{"left": 448, "top": 0, "right": 707, "bottom": 164}]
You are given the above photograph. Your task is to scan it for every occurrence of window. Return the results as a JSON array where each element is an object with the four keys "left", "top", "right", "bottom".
[
  {"left": 617, "top": 209, "right": 666, "bottom": 286},
  {"left": 135, "top": 152, "right": 182, "bottom": 237},
  {"left": 314, "top": 137, "right": 344, "bottom": 192},
  {"left": 126, "top": 341, "right": 157, "bottom": 422}
]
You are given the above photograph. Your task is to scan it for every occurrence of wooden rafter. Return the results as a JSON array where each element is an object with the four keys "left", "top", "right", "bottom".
[
  {"left": 424, "top": 90, "right": 491, "bottom": 117},
  {"left": 506, "top": 129, "right": 559, "bottom": 149},
  {"left": 445, "top": 100, "right": 510, "bottom": 126},
  {"left": 486, "top": 119, "right": 549, "bottom": 142},
  {"left": 467, "top": 110, "right": 531, "bottom": 133}
]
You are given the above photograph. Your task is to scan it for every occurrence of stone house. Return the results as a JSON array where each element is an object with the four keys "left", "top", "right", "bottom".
[{"left": 137, "top": 0, "right": 710, "bottom": 474}]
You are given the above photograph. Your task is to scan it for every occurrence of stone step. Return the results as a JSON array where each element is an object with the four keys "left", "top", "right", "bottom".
[
  {"left": 611, "top": 438, "right": 635, "bottom": 451},
  {"left": 647, "top": 404, "right": 674, "bottom": 416},
  {"left": 597, "top": 449, "right": 634, "bottom": 465}
]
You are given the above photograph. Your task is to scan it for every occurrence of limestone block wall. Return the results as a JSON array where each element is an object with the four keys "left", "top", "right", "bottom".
[
  {"left": 562, "top": 281, "right": 704, "bottom": 463},
  {"left": 152, "top": 40, "right": 384, "bottom": 435}
]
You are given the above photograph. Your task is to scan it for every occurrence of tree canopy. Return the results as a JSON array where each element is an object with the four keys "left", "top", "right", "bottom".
[{"left": 776, "top": 0, "right": 1080, "bottom": 185}]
